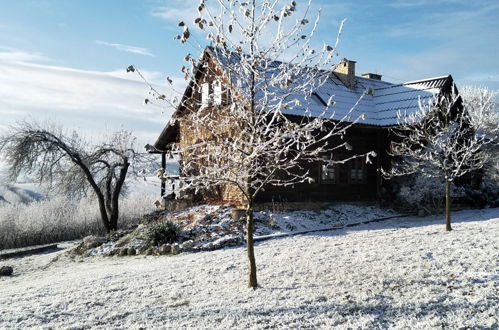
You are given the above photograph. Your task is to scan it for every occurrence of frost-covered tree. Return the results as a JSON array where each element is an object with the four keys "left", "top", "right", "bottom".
[
  {"left": 140, "top": 0, "right": 374, "bottom": 289},
  {"left": 0, "top": 121, "right": 147, "bottom": 233},
  {"left": 460, "top": 86, "right": 499, "bottom": 183},
  {"left": 384, "top": 87, "right": 497, "bottom": 231}
]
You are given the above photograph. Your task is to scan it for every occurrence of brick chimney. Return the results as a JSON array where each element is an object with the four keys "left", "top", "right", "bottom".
[
  {"left": 362, "top": 73, "right": 382, "bottom": 80},
  {"left": 333, "top": 59, "right": 357, "bottom": 89}
]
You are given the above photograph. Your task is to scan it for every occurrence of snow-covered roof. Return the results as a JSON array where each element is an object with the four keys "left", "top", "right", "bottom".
[
  {"left": 263, "top": 73, "right": 450, "bottom": 127},
  {"left": 154, "top": 49, "right": 452, "bottom": 149},
  {"left": 303, "top": 74, "right": 450, "bottom": 126},
  {"left": 207, "top": 46, "right": 451, "bottom": 127}
]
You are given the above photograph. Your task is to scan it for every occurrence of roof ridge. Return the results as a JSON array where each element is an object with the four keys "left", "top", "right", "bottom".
[
  {"left": 372, "top": 75, "right": 449, "bottom": 92},
  {"left": 403, "top": 75, "right": 449, "bottom": 85}
]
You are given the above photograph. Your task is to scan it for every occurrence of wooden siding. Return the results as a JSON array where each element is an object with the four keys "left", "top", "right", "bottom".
[{"left": 256, "top": 126, "right": 391, "bottom": 203}]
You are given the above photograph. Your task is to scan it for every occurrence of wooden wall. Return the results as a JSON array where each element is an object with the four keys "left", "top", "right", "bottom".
[{"left": 255, "top": 125, "right": 392, "bottom": 203}]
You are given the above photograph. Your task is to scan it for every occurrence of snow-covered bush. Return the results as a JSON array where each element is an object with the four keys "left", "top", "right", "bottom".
[
  {"left": 394, "top": 172, "right": 499, "bottom": 213},
  {"left": 0, "top": 192, "right": 156, "bottom": 250},
  {"left": 146, "top": 221, "right": 180, "bottom": 246},
  {"left": 395, "top": 175, "right": 464, "bottom": 214}
]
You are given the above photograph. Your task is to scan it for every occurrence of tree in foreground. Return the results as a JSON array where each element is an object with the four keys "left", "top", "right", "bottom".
[
  {"left": 0, "top": 121, "right": 146, "bottom": 233},
  {"left": 145, "top": 0, "right": 374, "bottom": 288},
  {"left": 383, "top": 86, "right": 497, "bottom": 231}
]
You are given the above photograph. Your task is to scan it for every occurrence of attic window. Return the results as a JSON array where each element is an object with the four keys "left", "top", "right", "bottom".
[
  {"left": 201, "top": 81, "right": 223, "bottom": 108},
  {"left": 201, "top": 83, "right": 210, "bottom": 108},
  {"left": 213, "top": 80, "right": 222, "bottom": 105}
]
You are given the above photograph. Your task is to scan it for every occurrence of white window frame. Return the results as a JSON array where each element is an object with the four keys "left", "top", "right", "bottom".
[
  {"left": 213, "top": 80, "right": 222, "bottom": 106},
  {"left": 201, "top": 82, "right": 210, "bottom": 108}
]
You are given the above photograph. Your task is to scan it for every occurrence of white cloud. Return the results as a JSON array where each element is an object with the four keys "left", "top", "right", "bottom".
[
  {"left": 96, "top": 40, "right": 155, "bottom": 57},
  {"left": 0, "top": 48, "right": 183, "bottom": 145},
  {"left": 107, "top": 68, "right": 164, "bottom": 84},
  {"left": 152, "top": 6, "right": 198, "bottom": 24},
  {"left": 0, "top": 47, "right": 48, "bottom": 63},
  {"left": 151, "top": 0, "right": 202, "bottom": 25}
]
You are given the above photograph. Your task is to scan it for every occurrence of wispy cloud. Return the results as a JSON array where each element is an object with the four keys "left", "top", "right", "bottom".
[
  {"left": 151, "top": 0, "right": 199, "bottom": 24},
  {"left": 96, "top": 40, "right": 155, "bottom": 57},
  {"left": 152, "top": 6, "right": 197, "bottom": 24},
  {"left": 0, "top": 47, "right": 48, "bottom": 63},
  {"left": 0, "top": 48, "right": 182, "bottom": 144}
]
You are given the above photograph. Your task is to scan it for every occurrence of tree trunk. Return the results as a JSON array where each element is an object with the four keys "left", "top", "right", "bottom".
[
  {"left": 246, "top": 203, "right": 258, "bottom": 289},
  {"left": 445, "top": 180, "right": 452, "bottom": 231},
  {"left": 109, "top": 208, "right": 119, "bottom": 232},
  {"left": 108, "top": 162, "right": 129, "bottom": 232},
  {"left": 97, "top": 196, "right": 111, "bottom": 233},
  {"left": 108, "top": 192, "right": 119, "bottom": 232}
]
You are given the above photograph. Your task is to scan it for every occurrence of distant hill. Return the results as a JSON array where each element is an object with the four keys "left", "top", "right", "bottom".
[
  {"left": 0, "top": 183, "right": 44, "bottom": 206},
  {"left": 0, "top": 160, "right": 178, "bottom": 206}
]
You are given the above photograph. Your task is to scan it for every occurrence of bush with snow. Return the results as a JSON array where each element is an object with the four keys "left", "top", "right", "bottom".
[
  {"left": 394, "top": 172, "right": 499, "bottom": 213},
  {"left": 395, "top": 175, "right": 464, "bottom": 214},
  {"left": 0, "top": 192, "right": 156, "bottom": 250},
  {"left": 146, "top": 221, "right": 180, "bottom": 246}
]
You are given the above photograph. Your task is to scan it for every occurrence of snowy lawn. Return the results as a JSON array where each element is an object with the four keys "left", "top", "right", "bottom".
[{"left": 0, "top": 208, "right": 498, "bottom": 329}]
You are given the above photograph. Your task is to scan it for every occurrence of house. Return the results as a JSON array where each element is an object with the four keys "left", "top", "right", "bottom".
[{"left": 150, "top": 47, "right": 456, "bottom": 204}]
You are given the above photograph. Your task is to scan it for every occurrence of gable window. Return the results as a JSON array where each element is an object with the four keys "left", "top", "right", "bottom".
[
  {"left": 350, "top": 157, "right": 364, "bottom": 184},
  {"left": 213, "top": 80, "right": 222, "bottom": 106},
  {"left": 321, "top": 156, "right": 336, "bottom": 184},
  {"left": 201, "top": 81, "right": 223, "bottom": 107},
  {"left": 201, "top": 83, "right": 210, "bottom": 108}
]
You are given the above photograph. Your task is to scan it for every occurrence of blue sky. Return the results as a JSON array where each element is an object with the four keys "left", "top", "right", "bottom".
[{"left": 0, "top": 0, "right": 498, "bottom": 144}]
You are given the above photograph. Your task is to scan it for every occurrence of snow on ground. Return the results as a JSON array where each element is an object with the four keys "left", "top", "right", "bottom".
[
  {"left": 80, "top": 204, "right": 398, "bottom": 256},
  {"left": 254, "top": 204, "right": 398, "bottom": 237},
  {"left": 0, "top": 208, "right": 498, "bottom": 329}
]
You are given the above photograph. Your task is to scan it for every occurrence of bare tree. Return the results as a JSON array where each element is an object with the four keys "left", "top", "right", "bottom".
[
  {"left": 140, "top": 0, "right": 374, "bottom": 289},
  {"left": 383, "top": 87, "right": 497, "bottom": 231},
  {"left": 0, "top": 121, "right": 146, "bottom": 233}
]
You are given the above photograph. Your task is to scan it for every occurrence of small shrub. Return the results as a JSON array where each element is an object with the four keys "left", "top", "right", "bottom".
[
  {"left": 147, "top": 221, "right": 180, "bottom": 246},
  {"left": 254, "top": 211, "right": 279, "bottom": 229},
  {"left": 393, "top": 175, "right": 464, "bottom": 214}
]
